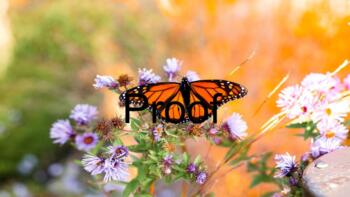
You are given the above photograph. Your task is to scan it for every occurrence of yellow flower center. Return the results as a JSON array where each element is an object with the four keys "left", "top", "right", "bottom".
[
  {"left": 325, "top": 131, "right": 335, "bottom": 138},
  {"left": 325, "top": 108, "right": 332, "bottom": 116}
]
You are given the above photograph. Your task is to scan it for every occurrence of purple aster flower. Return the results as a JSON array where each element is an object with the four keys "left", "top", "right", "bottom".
[
  {"left": 274, "top": 153, "right": 297, "bottom": 177},
  {"left": 163, "top": 58, "right": 182, "bottom": 81},
  {"left": 103, "top": 158, "right": 129, "bottom": 182},
  {"left": 300, "top": 152, "right": 310, "bottom": 162},
  {"left": 108, "top": 145, "right": 129, "bottom": 159},
  {"left": 138, "top": 68, "right": 161, "bottom": 85},
  {"left": 186, "top": 163, "right": 197, "bottom": 174},
  {"left": 272, "top": 193, "right": 283, "bottom": 197},
  {"left": 208, "top": 127, "right": 219, "bottom": 135},
  {"left": 213, "top": 137, "right": 222, "bottom": 145},
  {"left": 82, "top": 153, "right": 105, "bottom": 175},
  {"left": 196, "top": 171, "right": 207, "bottom": 184},
  {"left": 162, "top": 155, "right": 173, "bottom": 175},
  {"left": 289, "top": 177, "right": 298, "bottom": 186},
  {"left": 185, "top": 70, "right": 200, "bottom": 82},
  {"left": 70, "top": 104, "right": 98, "bottom": 125},
  {"left": 93, "top": 75, "right": 119, "bottom": 89},
  {"left": 50, "top": 120, "right": 75, "bottom": 145},
  {"left": 311, "top": 138, "right": 342, "bottom": 158},
  {"left": 75, "top": 132, "right": 99, "bottom": 151},
  {"left": 222, "top": 113, "right": 248, "bottom": 140},
  {"left": 152, "top": 124, "right": 163, "bottom": 142}
]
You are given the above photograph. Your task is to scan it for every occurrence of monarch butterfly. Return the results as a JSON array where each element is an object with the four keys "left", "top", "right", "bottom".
[{"left": 120, "top": 77, "right": 247, "bottom": 123}]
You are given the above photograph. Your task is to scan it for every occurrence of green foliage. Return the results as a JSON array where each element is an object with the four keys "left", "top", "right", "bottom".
[
  {"left": 247, "top": 152, "right": 277, "bottom": 188},
  {"left": 0, "top": 0, "right": 113, "bottom": 180},
  {"left": 287, "top": 121, "right": 318, "bottom": 140}
]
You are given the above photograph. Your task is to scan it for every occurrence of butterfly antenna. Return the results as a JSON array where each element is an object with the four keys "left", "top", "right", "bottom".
[
  {"left": 229, "top": 48, "right": 257, "bottom": 76},
  {"left": 252, "top": 73, "right": 290, "bottom": 117}
]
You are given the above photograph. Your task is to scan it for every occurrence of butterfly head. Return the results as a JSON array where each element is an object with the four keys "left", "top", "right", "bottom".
[{"left": 181, "top": 77, "right": 189, "bottom": 83}]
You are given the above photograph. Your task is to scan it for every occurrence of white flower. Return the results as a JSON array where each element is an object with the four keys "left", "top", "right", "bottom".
[
  {"left": 311, "top": 99, "right": 350, "bottom": 123},
  {"left": 50, "top": 120, "right": 75, "bottom": 145},
  {"left": 93, "top": 75, "right": 118, "bottom": 89},
  {"left": 138, "top": 68, "right": 161, "bottom": 85},
  {"left": 311, "top": 138, "right": 342, "bottom": 158},
  {"left": 343, "top": 74, "right": 350, "bottom": 90},
  {"left": 274, "top": 153, "right": 297, "bottom": 177},
  {"left": 185, "top": 70, "right": 200, "bottom": 82},
  {"left": 69, "top": 104, "right": 98, "bottom": 125},
  {"left": 82, "top": 154, "right": 105, "bottom": 175},
  {"left": 163, "top": 58, "right": 182, "bottom": 81},
  {"left": 277, "top": 85, "right": 319, "bottom": 120},
  {"left": 103, "top": 158, "right": 129, "bottom": 182},
  {"left": 325, "top": 77, "right": 345, "bottom": 102},
  {"left": 223, "top": 113, "right": 248, "bottom": 140},
  {"left": 317, "top": 119, "right": 348, "bottom": 141},
  {"left": 301, "top": 73, "right": 338, "bottom": 93}
]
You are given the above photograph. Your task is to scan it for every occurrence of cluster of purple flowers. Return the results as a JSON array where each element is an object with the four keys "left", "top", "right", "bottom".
[
  {"left": 92, "top": 58, "right": 200, "bottom": 89},
  {"left": 50, "top": 104, "right": 99, "bottom": 152},
  {"left": 82, "top": 145, "right": 129, "bottom": 182},
  {"left": 138, "top": 57, "right": 200, "bottom": 84},
  {"left": 186, "top": 163, "right": 208, "bottom": 185}
]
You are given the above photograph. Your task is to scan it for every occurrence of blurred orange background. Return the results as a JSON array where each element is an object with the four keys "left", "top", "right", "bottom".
[
  {"left": 97, "top": 1, "right": 350, "bottom": 196},
  {"left": 4, "top": 0, "right": 350, "bottom": 196}
]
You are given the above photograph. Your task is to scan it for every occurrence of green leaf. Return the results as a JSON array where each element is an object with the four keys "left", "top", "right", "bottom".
[
  {"left": 135, "top": 194, "right": 153, "bottom": 197},
  {"left": 122, "top": 178, "right": 140, "bottom": 197},
  {"left": 286, "top": 122, "right": 309, "bottom": 128},
  {"left": 302, "top": 122, "right": 317, "bottom": 140},
  {"left": 344, "top": 119, "right": 350, "bottom": 126},
  {"left": 205, "top": 192, "right": 215, "bottom": 197},
  {"left": 250, "top": 174, "right": 274, "bottom": 188},
  {"left": 261, "top": 191, "right": 277, "bottom": 197},
  {"left": 131, "top": 118, "right": 141, "bottom": 131},
  {"left": 193, "top": 155, "right": 201, "bottom": 165},
  {"left": 183, "top": 152, "right": 189, "bottom": 164}
]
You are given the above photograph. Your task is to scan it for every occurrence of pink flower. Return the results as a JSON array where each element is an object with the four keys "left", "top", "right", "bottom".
[
  {"left": 343, "top": 74, "right": 350, "bottom": 90},
  {"left": 317, "top": 119, "right": 348, "bottom": 141},
  {"left": 222, "top": 113, "right": 248, "bottom": 140},
  {"left": 325, "top": 77, "right": 345, "bottom": 101},
  {"left": 277, "top": 85, "right": 319, "bottom": 120},
  {"left": 311, "top": 99, "right": 350, "bottom": 123},
  {"left": 75, "top": 133, "right": 99, "bottom": 151},
  {"left": 301, "top": 73, "right": 338, "bottom": 93}
]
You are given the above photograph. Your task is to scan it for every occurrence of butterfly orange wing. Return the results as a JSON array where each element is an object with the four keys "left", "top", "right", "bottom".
[
  {"left": 189, "top": 80, "right": 247, "bottom": 120},
  {"left": 120, "top": 82, "right": 180, "bottom": 107}
]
